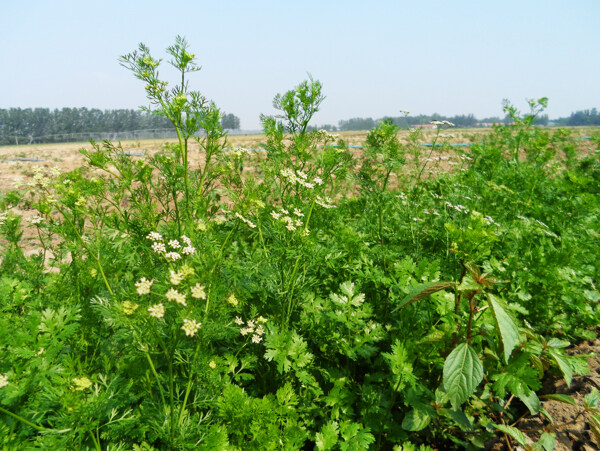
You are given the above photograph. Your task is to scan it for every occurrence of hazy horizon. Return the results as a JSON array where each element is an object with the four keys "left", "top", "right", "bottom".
[{"left": 1, "top": 0, "right": 598, "bottom": 130}]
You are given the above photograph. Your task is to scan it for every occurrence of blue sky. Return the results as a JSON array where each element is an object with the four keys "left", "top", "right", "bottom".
[{"left": 1, "top": 0, "right": 598, "bottom": 129}]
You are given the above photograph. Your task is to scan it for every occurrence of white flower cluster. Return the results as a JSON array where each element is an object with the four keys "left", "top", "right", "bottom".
[
  {"left": 517, "top": 216, "right": 557, "bottom": 237},
  {"left": 191, "top": 283, "right": 207, "bottom": 299},
  {"left": 28, "top": 215, "right": 44, "bottom": 225},
  {"left": 181, "top": 318, "right": 202, "bottom": 337},
  {"left": 316, "top": 129, "right": 339, "bottom": 141},
  {"left": 431, "top": 120, "right": 455, "bottom": 127},
  {"left": 483, "top": 215, "right": 499, "bottom": 226},
  {"left": 271, "top": 207, "right": 304, "bottom": 231},
  {"left": 165, "top": 252, "right": 182, "bottom": 262},
  {"left": 147, "top": 231, "right": 163, "bottom": 241},
  {"left": 151, "top": 242, "right": 166, "bottom": 253},
  {"left": 280, "top": 168, "right": 323, "bottom": 190},
  {"left": 168, "top": 264, "right": 195, "bottom": 285},
  {"left": 445, "top": 201, "right": 469, "bottom": 214},
  {"left": 234, "top": 212, "right": 256, "bottom": 229},
  {"left": 13, "top": 166, "right": 61, "bottom": 189},
  {"left": 229, "top": 147, "right": 252, "bottom": 158},
  {"left": 165, "top": 288, "right": 187, "bottom": 306},
  {"left": 170, "top": 270, "right": 184, "bottom": 285},
  {"left": 148, "top": 303, "right": 165, "bottom": 318},
  {"left": 315, "top": 195, "right": 336, "bottom": 209},
  {"left": 0, "top": 374, "right": 8, "bottom": 389},
  {"left": 147, "top": 232, "right": 196, "bottom": 258},
  {"left": 135, "top": 277, "right": 154, "bottom": 295},
  {"left": 423, "top": 208, "right": 440, "bottom": 216},
  {"left": 237, "top": 316, "right": 267, "bottom": 343}
]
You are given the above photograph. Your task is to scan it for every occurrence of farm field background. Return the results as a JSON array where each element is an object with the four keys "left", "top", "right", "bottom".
[
  {"left": 1, "top": 45, "right": 600, "bottom": 449},
  {"left": 2, "top": 126, "right": 597, "bottom": 192},
  {"left": 3, "top": 128, "right": 596, "bottom": 258}
]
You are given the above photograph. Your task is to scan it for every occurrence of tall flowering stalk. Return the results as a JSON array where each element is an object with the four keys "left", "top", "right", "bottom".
[{"left": 120, "top": 36, "right": 226, "bottom": 226}]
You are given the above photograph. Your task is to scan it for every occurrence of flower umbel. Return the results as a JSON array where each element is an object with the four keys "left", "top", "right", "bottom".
[
  {"left": 181, "top": 319, "right": 202, "bottom": 337},
  {"left": 135, "top": 277, "right": 153, "bottom": 295},
  {"left": 227, "top": 294, "right": 239, "bottom": 307},
  {"left": 191, "top": 283, "right": 207, "bottom": 299},
  {"left": 122, "top": 301, "right": 139, "bottom": 315},
  {"left": 73, "top": 377, "right": 92, "bottom": 391},
  {"left": 148, "top": 303, "right": 165, "bottom": 318},
  {"left": 165, "top": 288, "right": 187, "bottom": 306},
  {"left": 169, "top": 270, "right": 184, "bottom": 285}
]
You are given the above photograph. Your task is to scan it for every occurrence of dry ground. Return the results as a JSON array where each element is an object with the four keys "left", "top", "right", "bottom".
[
  {"left": 0, "top": 128, "right": 495, "bottom": 192},
  {"left": 1, "top": 127, "right": 596, "bottom": 192}
]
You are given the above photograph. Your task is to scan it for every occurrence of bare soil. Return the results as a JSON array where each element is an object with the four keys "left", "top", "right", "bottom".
[{"left": 487, "top": 335, "right": 600, "bottom": 450}]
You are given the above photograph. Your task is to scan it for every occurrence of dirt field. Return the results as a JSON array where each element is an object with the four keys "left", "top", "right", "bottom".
[
  {"left": 0, "top": 128, "right": 483, "bottom": 192},
  {"left": 2, "top": 127, "right": 597, "bottom": 193}
]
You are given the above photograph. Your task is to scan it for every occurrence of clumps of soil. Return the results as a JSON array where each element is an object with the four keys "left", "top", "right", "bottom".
[{"left": 488, "top": 336, "right": 600, "bottom": 450}]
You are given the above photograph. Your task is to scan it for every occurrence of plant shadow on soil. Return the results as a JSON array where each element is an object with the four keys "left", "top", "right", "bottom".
[{"left": 487, "top": 331, "right": 600, "bottom": 450}]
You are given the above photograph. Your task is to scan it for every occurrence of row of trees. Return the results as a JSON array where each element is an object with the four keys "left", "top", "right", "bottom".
[
  {"left": 1, "top": 106, "right": 596, "bottom": 145},
  {"left": 328, "top": 112, "right": 550, "bottom": 131},
  {"left": 0, "top": 108, "right": 241, "bottom": 145},
  {"left": 552, "top": 108, "right": 600, "bottom": 126}
]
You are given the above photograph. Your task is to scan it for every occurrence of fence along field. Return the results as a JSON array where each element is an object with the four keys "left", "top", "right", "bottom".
[{"left": 0, "top": 36, "right": 600, "bottom": 450}]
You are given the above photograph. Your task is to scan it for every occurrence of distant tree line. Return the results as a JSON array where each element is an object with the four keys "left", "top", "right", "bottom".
[
  {"left": 345, "top": 113, "right": 488, "bottom": 130},
  {"left": 552, "top": 108, "right": 600, "bottom": 126},
  {"left": 306, "top": 113, "right": 503, "bottom": 132},
  {"left": 1, "top": 106, "right": 596, "bottom": 145},
  {"left": 309, "top": 111, "right": 561, "bottom": 132},
  {"left": 0, "top": 108, "right": 241, "bottom": 145}
]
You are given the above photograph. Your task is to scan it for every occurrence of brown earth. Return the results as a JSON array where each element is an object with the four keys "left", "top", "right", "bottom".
[
  {"left": 0, "top": 128, "right": 505, "bottom": 191},
  {"left": 487, "top": 336, "right": 600, "bottom": 450}
]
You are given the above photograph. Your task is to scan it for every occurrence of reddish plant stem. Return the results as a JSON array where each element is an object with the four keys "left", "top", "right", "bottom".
[{"left": 466, "top": 292, "right": 476, "bottom": 344}]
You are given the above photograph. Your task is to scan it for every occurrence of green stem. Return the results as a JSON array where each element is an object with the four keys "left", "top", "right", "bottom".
[
  {"left": 52, "top": 201, "right": 114, "bottom": 296},
  {"left": 89, "top": 430, "right": 102, "bottom": 451},
  {"left": 143, "top": 347, "right": 166, "bottom": 407},
  {"left": 303, "top": 196, "right": 317, "bottom": 234},
  {"left": 168, "top": 359, "right": 175, "bottom": 445},
  {"left": 205, "top": 225, "right": 237, "bottom": 314},
  {"left": 197, "top": 139, "right": 214, "bottom": 200},
  {"left": 466, "top": 293, "right": 476, "bottom": 344},
  {"left": 416, "top": 132, "right": 440, "bottom": 185},
  {"left": 378, "top": 376, "right": 404, "bottom": 447},
  {"left": 178, "top": 341, "right": 202, "bottom": 426},
  {"left": 0, "top": 405, "right": 49, "bottom": 432},
  {"left": 171, "top": 186, "right": 182, "bottom": 237},
  {"left": 285, "top": 256, "right": 302, "bottom": 328}
]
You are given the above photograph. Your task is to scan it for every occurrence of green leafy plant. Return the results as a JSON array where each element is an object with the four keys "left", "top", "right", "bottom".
[{"left": 1, "top": 37, "right": 599, "bottom": 449}]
